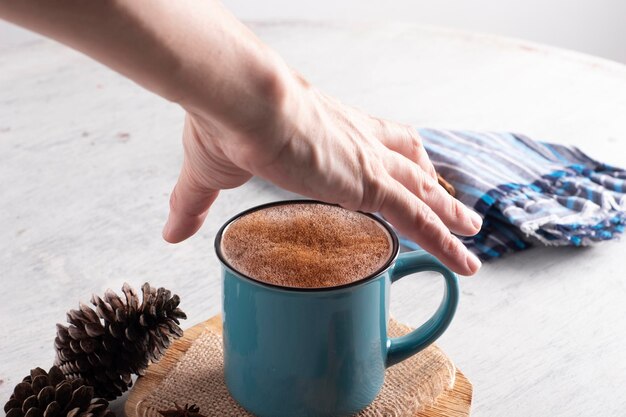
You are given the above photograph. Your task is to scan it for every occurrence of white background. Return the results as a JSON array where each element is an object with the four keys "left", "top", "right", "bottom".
[
  {"left": 226, "top": 0, "right": 626, "bottom": 63},
  {"left": 1, "top": 0, "right": 626, "bottom": 63}
]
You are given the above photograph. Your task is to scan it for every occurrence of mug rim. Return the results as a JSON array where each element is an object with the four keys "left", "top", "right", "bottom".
[{"left": 214, "top": 199, "right": 400, "bottom": 293}]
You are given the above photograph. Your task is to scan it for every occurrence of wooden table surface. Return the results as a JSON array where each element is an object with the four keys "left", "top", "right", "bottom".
[{"left": 1, "top": 22, "right": 625, "bottom": 417}]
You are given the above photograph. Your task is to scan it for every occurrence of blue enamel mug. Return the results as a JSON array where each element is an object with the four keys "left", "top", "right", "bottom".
[{"left": 215, "top": 200, "right": 459, "bottom": 417}]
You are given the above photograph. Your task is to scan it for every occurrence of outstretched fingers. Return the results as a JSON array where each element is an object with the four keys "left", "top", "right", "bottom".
[
  {"left": 384, "top": 152, "right": 482, "bottom": 237},
  {"left": 378, "top": 177, "right": 482, "bottom": 276}
]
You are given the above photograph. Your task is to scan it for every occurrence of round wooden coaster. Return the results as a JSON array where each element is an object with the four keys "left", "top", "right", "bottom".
[{"left": 125, "top": 316, "right": 473, "bottom": 417}]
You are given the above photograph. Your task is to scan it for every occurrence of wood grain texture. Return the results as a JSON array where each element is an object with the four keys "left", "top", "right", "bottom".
[
  {"left": 125, "top": 317, "right": 472, "bottom": 417},
  {"left": 2, "top": 22, "right": 626, "bottom": 417}
]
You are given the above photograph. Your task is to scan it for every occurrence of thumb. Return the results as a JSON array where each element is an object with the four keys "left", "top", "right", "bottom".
[{"left": 162, "top": 164, "right": 220, "bottom": 243}]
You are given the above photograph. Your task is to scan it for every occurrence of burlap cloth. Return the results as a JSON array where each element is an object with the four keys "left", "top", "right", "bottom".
[{"left": 138, "top": 319, "right": 455, "bottom": 416}]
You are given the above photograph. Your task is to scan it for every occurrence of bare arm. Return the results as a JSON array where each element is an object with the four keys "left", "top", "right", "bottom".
[
  {"left": 0, "top": 0, "right": 483, "bottom": 275},
  {"left": 0, "top": 0, "right": 285, "bottom": 125}
]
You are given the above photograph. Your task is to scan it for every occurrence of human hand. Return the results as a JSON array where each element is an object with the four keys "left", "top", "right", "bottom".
[
  {"left": 0, "top": 0, "right": 481, "bottom": 274},
  {"left": 163, "top": 72, "right": 483, "bottom": 276}
]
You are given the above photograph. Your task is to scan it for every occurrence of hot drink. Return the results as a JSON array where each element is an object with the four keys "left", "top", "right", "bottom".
[
  {"left": 218, "top": 200, "right": 459, "bottom": 416},
  {"left": 220, "top": 202, "right": 393, "bottom": 288}
]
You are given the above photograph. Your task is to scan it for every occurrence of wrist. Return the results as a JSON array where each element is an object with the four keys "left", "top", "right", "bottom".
[
  {"left": 182, "top": 48, "right": 296, "bottom": 136},
  {"left": 163, "top": 1, "right": 293, "bottom": 134}
]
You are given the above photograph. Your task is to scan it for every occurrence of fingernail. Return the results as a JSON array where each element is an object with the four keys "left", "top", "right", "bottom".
[
  {"left": 470, "top": 211, "right": 483, "bottom": 230},
  {"left": 466, "top": 252, "right": 482, "bottom": 275}
]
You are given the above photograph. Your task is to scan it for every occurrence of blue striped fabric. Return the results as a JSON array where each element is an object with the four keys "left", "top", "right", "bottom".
[{"left": 398, "top": 129, "right": 626, "bottom": 260}]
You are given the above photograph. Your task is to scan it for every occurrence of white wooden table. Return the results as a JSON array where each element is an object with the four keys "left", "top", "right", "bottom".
[{"left": 1, "top": 22, "right": 626, "bottom": 417}]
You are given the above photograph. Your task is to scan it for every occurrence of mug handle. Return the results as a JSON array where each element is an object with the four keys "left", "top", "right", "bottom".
[{"left": 386, "top": 250, "right": 460, "bottom": 367}]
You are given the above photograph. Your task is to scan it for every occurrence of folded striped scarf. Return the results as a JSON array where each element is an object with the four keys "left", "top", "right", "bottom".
[{"left": 398, "top": 129, "right": 626, "bottom": 260}]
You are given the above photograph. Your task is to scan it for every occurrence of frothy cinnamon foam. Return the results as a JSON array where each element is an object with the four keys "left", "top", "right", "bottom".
[{"left": 221, "top": 203, "right": 393, "bottom": 288}]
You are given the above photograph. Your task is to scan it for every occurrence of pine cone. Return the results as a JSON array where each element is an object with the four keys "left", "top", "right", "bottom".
[
  {"left": 158, "top": 403, "right": 206, "bottom": 417},
  {"left": 3, "top": 366, "right": 114, "bottom": 417},
  {"left": 54, "top": 283, "right": 187, "bottom": 400}
]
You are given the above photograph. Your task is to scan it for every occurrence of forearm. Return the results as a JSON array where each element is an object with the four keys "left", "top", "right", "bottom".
[{"left": 0, "top": 0, "right": 289, "bottom": 129}]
